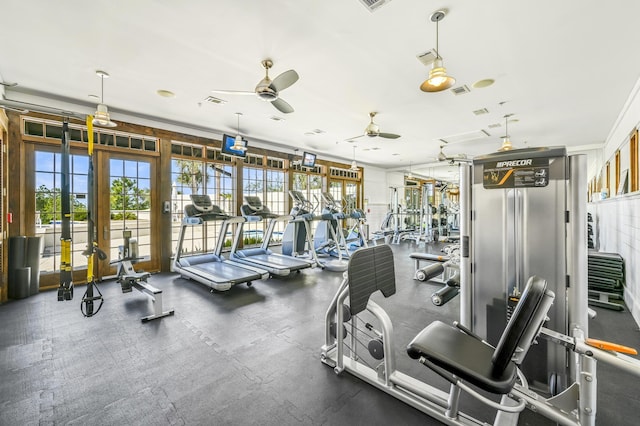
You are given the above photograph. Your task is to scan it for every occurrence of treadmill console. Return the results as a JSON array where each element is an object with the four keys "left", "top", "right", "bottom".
[
  {"left": 190, "top": 194, "right": 214, "bottom": 213},
  {"left": 244, "top": 196, "right": 264, "bottom": 212}
]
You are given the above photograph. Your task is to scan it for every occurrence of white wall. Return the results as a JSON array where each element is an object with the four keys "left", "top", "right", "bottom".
[
  {"left": 590, "top": 194, "right": 640, "bottom": 324},
  {"left": 590, "top": 75, "right": 640, "bottom": 326},
  {"left": 603, "top": 77, "right": 640, "bottom": 162},
  {"left": 362, "top": 165, "right": 389, "bottom": 233}
]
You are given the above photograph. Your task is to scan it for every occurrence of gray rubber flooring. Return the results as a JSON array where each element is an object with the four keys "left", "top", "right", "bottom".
[{"left": 1, "top": 242, "right": 639, "bottom": 425}]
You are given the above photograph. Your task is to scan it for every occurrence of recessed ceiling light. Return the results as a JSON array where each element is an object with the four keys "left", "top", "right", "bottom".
[
  {"left": 312, "top": 129, "right": 325, "bottom": 134},
  {"left": 88, "top": 94, "right": 99, "bottom": 100},
  {"left": 157, "top": 89, "right": 175, "bottom": 98},
  {"left": 472, "top": 79, "right": 495, "bottom": 89},
  {"left": 304, "top": 132, "right": 315, "bottom": 136},
  {"left": 371, "top": 147, "right": 380, "bottom": 151},
  {"left": 269, "top": 116, "right": 285, "bottom": 122},
  {"left": 392, "top": 153, "right": 400, "bottom": 156}
]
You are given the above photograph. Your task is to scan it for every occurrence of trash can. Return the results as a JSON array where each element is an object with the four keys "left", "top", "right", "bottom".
[
  {"left": 8, "top": 236, "right": 42, "bottom": 299},
  {"left": 8, "top": 236, "right": 27, "bottom": 299},
  {"left": 26, "top": 236, "right": 43, "bottom": 295},
  {"left": 13, "top": 267, "right": 31, "bottom": 299}
]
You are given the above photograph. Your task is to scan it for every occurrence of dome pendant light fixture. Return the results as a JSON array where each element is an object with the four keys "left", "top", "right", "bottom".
[
  {"left": 232, "top": 112, "right": 248, "bottom": 152},
  {"left": 420, "top": 10, "right": 456, "bottom": 93},
  {"left": 92, "top": 70, "right": 117, "bottom": 128},
  {"left": 350, "top": 145, "right": 359, "bottom": 171},
  {"left": 497, "top": 114, "right": 514, "bottom": 152}
]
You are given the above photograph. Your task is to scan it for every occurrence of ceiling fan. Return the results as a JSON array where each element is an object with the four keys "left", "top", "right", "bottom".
[
  {"left": 437, "top": 145, "right": 469, "bottom": 164},
  {"left": 211, "top": 59, "right": 299, "bottom": 114},
  {"left": 347, "top": 112, "right": 401, "bottom": 141}
]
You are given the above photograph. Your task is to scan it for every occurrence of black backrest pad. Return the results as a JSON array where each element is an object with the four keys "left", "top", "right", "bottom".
[
  {"left": 347, "top": 245, "right": 396, "bottom": 315},
  {"left": 491, "top": 276, "right": 547, "bottom": 374}
]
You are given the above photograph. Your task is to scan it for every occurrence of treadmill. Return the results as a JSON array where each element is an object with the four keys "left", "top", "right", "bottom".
[
  {"left": 172, "top": 195, "right": 269, "bottom": 291},
  {"left": 228, "top": 196, "right": 316, "bottom": 276}
]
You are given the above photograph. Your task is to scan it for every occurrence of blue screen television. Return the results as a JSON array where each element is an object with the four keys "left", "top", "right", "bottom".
[
  {"left": 302, "top": 151, "right": 316, "bottom": 168},
  {"left": 222, "top": 134, "right": 248, "bottom": 157}
]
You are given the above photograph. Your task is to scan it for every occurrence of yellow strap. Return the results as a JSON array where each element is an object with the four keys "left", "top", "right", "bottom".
[
  {"left": 87, "top": 254, "right": 94, "bottom": 282},
  {"left": 86, "top": 115, "right": 94, "bottom": 155},
  {"left": 585, "top": 338, "right": 638, "bottom": 355}
]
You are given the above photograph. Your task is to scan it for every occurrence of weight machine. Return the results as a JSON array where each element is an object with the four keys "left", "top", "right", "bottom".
[
  {"left": 322, "top": 148, "right": 640, "bottom": 425},
  {"left": 322, "top": 245, "right": 640, "bottom": 426}
]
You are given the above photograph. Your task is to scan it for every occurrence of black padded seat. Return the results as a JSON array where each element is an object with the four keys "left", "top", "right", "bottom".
[
  {"left": 407, "top": 321, "right": 517, "bottom": 393},
  {"left": 407, "top": 276, "right": 549, "bottom": 394}
]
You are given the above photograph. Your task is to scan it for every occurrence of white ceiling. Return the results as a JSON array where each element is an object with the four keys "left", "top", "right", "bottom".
[{"left": 1, "top": 0, "right": 639, "bottom": 181}]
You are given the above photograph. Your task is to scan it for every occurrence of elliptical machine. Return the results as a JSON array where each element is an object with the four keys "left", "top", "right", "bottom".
[
  {"left": 313, "top": 193, "right": 346, "bottom": 258},
  {"left": 282, "top": 190, "right": 317, "bottom": 259}
]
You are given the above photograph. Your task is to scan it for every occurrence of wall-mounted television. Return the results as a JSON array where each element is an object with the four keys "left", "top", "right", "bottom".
[
  {"left": 221, "top": 134, "right": 248, "bottom": 158},
  {"left": 302, "top": 151, "right": 316, "bottom": 168}
]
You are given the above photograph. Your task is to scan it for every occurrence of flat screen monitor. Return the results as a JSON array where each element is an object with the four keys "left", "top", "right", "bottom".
[
  {"left": 221, "top": 134, "right": 247, "bottom": 158},
  {"left": 302, "top": 151, "right": 316, "bottom": 168}
]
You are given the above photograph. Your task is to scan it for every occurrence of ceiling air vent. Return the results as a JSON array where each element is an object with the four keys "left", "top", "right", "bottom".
[
  {"left": 473, "top": 108, "right": 489, "bottom": 116},
  {"left": 204, "top": 96, "right": 227, "bottom": 105},
  {"left": 450, "top": 85, "right": 471, "bottom": 96},
  {"left": 358, "top": 0, "right": 392, "bottom": 12},
  {"left": 439, "top": 129, "right": 490, "bottom": 145},
  {"left": 488, "top": 123, "right": 502, "bottom": 129}
]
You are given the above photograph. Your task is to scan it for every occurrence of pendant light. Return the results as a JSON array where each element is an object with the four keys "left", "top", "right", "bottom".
[
  {"left": 420, "top": 10, "right": 456, "bottom": 93},
  {"left": 498, "top": 114, "right": 514, "bottom": 152},
  {"left": 437, "top": 145, "right": 448, "bottom": 162},
  {"left": 92, "top": 70, "right": 117, "bottom": 127},
  {"left": 350, "top": 145, "right": 359, "bottom": 171},
  {"left": 232, "top": 112, "right": 247, "bottom": 152}
]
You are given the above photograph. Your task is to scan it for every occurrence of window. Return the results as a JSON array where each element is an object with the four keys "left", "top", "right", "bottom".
[
  {"left": 614, "top": 150, "right": 621, "bottom": 195},
  {"left": 109, "top": 159, "right": 152, "bottom": 261},
  {"left": 34, "top": 149, "right": 89, "bottom": 272},
  {"left": 243, "top": 167, "right": 266, "bottom": 246},
  {"left": 293, "top": 172, "right": 322, "bottom": 207},
  {"left": 605, "top": 162, "right": 610, "bottom": 196},
  {"left": 23, "top": 118, "right": 157, "bottom": 152},
  {"left": 170, "top": 145, "right": 237, "bottom": 255},
  {"left": 171, "top": 158, "right": 206, "bottom": 255},
  {"left": 631, "top": 130, "right": 638, "bottom": 193}
]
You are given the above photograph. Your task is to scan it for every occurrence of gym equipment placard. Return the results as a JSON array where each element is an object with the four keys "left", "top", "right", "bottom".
[{"left": 482, "top": 157, "right": 549, "bottom": 189}]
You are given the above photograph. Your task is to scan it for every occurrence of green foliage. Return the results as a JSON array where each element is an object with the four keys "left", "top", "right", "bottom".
[
  {"left": 176, "top": 160, "right": 203, "bottom": 194},
  {"left": 110, "top": 212, "right": 138, "bottom": 220},
  {"left": 243, "top": 237, "right": 263, "bottom": 245},
  {"left": 110, "top": 177, "right": 150, "bottom": 213},
  {"left": 35, "top": 185, "right": 88, "bottom": 223}
]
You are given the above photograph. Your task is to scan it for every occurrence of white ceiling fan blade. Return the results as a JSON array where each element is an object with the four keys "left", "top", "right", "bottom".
[
  {"left": 271, "top": 97, "right": 294, "bottom": 114},
  {"left": 270, "top": 70, "right": 299, "bottom": 92},
  {"left": 210, "top": 89, "right": 255, "bottom": 95}
]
